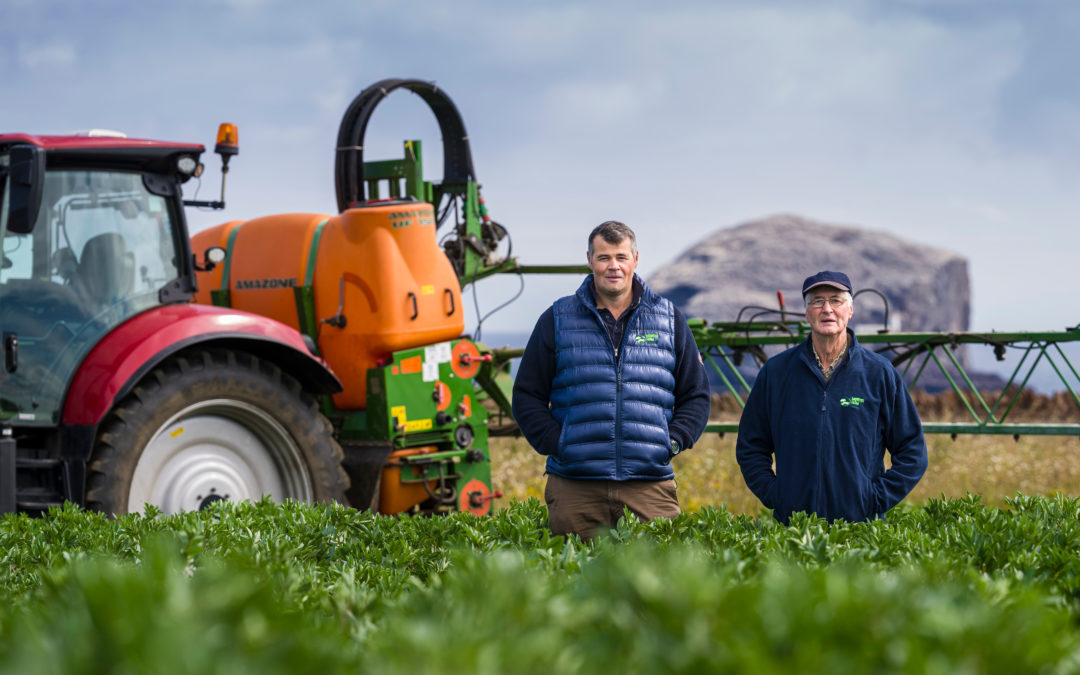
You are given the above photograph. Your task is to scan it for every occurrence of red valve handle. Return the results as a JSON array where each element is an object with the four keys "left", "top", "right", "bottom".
[{"left": 469, "top": 489, "right": 504, "bottom": 506}]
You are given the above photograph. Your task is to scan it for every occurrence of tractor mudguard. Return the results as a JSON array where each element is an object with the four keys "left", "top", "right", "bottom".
[{"left": 62, "top": 304, "right": 341, "bottom": 426}]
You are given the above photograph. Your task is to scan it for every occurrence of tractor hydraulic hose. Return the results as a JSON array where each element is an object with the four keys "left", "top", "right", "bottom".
[{"left": 335, "top": 78, "right": 476, "bottom": 213}]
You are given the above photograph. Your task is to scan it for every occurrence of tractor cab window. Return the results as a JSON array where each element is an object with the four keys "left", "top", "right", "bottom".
[{"left": 0, "top": 169, "right": 182, "bottom": 424}]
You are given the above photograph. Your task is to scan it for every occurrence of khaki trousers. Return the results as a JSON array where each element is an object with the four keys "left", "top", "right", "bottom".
[{"left": 544, "top": 473, "right": 680, "bottom": 540}]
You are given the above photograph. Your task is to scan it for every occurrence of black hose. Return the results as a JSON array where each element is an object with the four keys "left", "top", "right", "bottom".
[{"left": 335, "top": 78, "right": 476, "bottom": 213}]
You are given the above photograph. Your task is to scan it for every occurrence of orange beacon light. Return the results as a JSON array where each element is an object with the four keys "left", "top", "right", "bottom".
[{"left": 215, "top": 123, "right": 239, "bottom": 158}]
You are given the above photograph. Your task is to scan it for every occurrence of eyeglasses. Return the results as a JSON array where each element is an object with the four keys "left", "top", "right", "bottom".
[{"left": 807, "top": 296, "right": 849, "bottom": 309}]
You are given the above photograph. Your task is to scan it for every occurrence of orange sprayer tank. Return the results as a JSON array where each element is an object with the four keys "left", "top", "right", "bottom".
[{"left": 191, "top": 202, "right": 465, "bottom": 409}]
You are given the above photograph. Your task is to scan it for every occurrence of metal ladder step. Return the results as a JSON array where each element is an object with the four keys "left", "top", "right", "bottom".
[
  {"left": 13, "top": 455, "right": 65, "bottom": 515},
  {"left": 16, "top": 457, "right": 63, "bottom": 470},
  {"left": 15, "top": 499, "right": 63, "bottom": 513}
]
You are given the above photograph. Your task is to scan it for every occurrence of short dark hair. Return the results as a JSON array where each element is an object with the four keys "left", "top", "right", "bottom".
[{"left": 588, "top": 220, "right": 638, "bottom": 256}]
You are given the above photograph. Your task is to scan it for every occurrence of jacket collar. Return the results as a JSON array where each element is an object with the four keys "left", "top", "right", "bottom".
[
  {"left": 577, "top": 273, "right": 649, "bottom": 311},
  {"left": 801, "top": 329, "right": 859, "bottom": 372}
]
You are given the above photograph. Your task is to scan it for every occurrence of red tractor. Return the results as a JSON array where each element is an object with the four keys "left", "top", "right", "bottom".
[{"left": 0, "top": 127, "right": 350, "bottom": 515}]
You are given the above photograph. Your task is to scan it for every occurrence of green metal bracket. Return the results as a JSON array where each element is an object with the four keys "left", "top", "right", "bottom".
[
  {"left": 472, "top": 345, "right": 523, "bottom": 432},
  {"left": 363, "top": 140, "right": 431, "bottom": 203},
  {"left": 497, "top": 262, "right": 591, "bottom": 276},
  {"left": 450, "top": 180, "right": 491, "bottom": 287},
  {"left": 291, "top": 218, "right": 330, "bottom": 348},
  {"left": 396, "top": 448, "right": 469, "bottom": 464},
  {"left": 209, "top": 288, "right": 230, "bottom": 307}
]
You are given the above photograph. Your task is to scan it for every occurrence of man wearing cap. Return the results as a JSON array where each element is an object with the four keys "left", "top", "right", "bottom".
[{"left": 735, "top": 270, "right": 928, "bottom": 523}]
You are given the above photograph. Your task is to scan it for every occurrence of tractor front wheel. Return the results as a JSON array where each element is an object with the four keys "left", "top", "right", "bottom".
[{"left": 86, "top": 349, "right": 347, "bottom": 515}]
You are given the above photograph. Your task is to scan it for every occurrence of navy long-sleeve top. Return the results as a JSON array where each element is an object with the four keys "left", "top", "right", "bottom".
[{"left": 736, "top": 332, "right": 928, "bottom": 523}]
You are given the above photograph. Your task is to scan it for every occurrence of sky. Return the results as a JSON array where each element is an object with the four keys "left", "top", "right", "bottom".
[{"left": 4, "top": 0, "right": 1079, "bottom": 347}]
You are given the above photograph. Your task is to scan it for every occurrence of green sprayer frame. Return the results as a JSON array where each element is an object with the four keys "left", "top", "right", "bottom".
[{"left": 691, "top": 318, "right": 1080, "bottom": 437}]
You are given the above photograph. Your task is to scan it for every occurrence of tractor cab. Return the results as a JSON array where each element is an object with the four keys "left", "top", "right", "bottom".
[
  {"left": 0, "top": 126, "right": 353, "bottom": 517},
  {"left": 0, "top": 132, "right": 213, "bottom": 426}
]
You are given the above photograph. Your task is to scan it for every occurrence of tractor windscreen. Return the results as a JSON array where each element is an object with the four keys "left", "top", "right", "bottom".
[{"left": 0, "top": 170, "right": 182, "bottom": 425}]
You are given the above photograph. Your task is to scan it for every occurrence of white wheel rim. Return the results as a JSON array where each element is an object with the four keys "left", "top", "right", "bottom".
[{"left": 128, "top": 399, "right": 313, "bottom": 514}]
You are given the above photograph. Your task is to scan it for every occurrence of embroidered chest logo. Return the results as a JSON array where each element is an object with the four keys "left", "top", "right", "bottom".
[
  {"left": 840, "top": 397, "right": 865, "bottom": 407},
  {"left": 634, "top": 333, "right": 659, "bottom": 344}
]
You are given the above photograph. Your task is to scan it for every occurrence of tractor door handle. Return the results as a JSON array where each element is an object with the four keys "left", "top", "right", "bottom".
[
  {"left": 445, "top": 288, "right": 455, "bottom": 316},
  {"left": 3, "top": 333, "right": 17, "bottom": 373},
  {"left": 407, "top": 292, "right": 418, "bottom": 320}
]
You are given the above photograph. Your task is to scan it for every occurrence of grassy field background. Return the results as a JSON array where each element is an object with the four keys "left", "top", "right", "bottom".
[{"left": 491, "top": 391, "right": 1080, "bottom": 514}]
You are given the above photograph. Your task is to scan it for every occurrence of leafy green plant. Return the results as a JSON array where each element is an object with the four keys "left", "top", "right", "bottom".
[{"left": 1, "top": 496, "right": 1079, "bottom": 673}]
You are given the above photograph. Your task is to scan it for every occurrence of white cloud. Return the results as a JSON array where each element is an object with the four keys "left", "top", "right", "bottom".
[
  {"left": 540, "top": 78, "right": 662, "bottom": 128},
  {"left": 947, "top": 198, "right": 1010, "bottom": 225},
  {"left": 219, "top": 0, "right": 274, "bottom": 11},
  {"left": 17, "top": 41, "right": 76, "bottom": 70}
]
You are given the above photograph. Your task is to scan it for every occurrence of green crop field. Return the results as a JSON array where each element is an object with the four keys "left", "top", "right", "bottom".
[{"left": 2, "top": 494, "right": 1080, "bottom": 673}]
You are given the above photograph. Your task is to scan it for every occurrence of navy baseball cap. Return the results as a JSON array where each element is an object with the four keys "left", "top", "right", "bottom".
[{"left": 802, "top": 270, "right": 852, "bottom": 294}]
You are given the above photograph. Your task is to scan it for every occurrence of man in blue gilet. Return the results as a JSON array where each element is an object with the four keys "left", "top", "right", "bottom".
[{"left": 513, "top": 221, "right": 710, "bottom": 539}]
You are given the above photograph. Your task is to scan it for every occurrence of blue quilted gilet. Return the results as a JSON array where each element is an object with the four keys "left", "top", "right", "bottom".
[{"left": 547, "top": 276, "right": 677, "bottom": 480}]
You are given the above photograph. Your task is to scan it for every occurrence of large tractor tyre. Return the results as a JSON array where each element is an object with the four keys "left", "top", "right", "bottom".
[{"left": 85, "top": 349, "right": 348, "bottom": 515}]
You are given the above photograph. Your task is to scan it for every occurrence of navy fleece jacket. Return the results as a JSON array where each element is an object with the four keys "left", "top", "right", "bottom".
[{"left": 735, "top": 332, "right": 928, "bottom": 523}]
